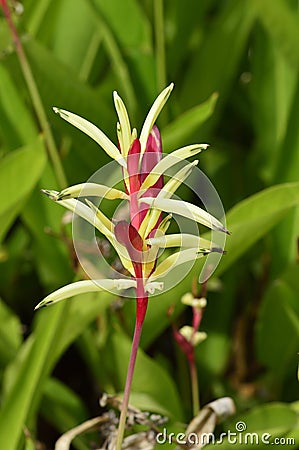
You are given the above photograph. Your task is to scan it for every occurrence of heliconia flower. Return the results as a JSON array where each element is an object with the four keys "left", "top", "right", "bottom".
[
  {"left": 36, "top": 83, "right": 228, "bottom": 310},
  {"left": 35, "top": 83, "right": 229, "bottom": 449}
]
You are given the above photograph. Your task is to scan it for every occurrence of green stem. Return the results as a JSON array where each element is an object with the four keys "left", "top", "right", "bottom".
[
  {"left": 189, "top": 356, "right": 200, "bottom": 416},
  {"left": 79, "top": 31, "right": 102, "bottom": 82},
  {"left": 1, "top": 1, "right": 67, "bottom": 189},
  {"left": 115, "top": 288, "right": 148, "bottom": 450},
  {"left": 154, "top": 0, "right": 167, "bottom": 94},
  {"left": 87, "top": 0, "right": 137, "bottom": 114}
]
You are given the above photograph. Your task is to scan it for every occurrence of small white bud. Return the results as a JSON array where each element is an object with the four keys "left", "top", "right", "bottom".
[{"left": 179, "top": 326, "right": 207, "bottom": 346}]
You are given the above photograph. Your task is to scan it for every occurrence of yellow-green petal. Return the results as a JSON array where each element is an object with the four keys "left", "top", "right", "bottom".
[
  {"left": 148, "top": 248, "right": 207, "bottom": 282},
  {"left": 57, "top": 183, "right": 128, "bottom": 200},
  {"left": 141, "top": 197, "right": 229, "bottom": 233},
  {"left": 35, "top": 278, "right": 136, "bottom": 309},
  {"left": 139, "top": 160, "right": 199, "bottom": 238},
  {"left": 159, "top": 160, "right": 198, "bottom": 199},
  {"left": 139, "top": 83, "right": 174, "bottom": 153},
  {"left": 140, "top": 144, "right": 207, "bottom": 192},
  {"left": 86, "top": 200, "right": 134, "bottom": 275},
  {"left": 146, "top": 233, "right": 215, "bottom": 250},
  {"left": 113, "top": 91, "right": 132, "bottom": 156},
  {"left": 53, "top": 107, "right": 126, "bottom": 167}
]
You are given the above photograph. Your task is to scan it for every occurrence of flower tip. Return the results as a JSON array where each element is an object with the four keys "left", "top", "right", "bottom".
[
  {"left": 216, "top": 224, "right": 231, "bottom": 235},
  {"left": 52, "top": 107, "right": 68, "bottom": 120},
  {"left": 41, "top": 189, "right": 59, "bottom": 201},
  {"left": 34, "top": 300, "right": 51, "bottom": 310}
]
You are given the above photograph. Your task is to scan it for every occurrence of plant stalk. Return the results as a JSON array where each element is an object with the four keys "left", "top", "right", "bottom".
[
  {"left": 1, "top": 0, "right": 67, "bottom": 189},
  {"left": 154, "top": 0, "right": 166, "bottom": 95},
  {"left": 115, "top": 281, "right": 148, "bottom": 450},
  {"left": 189, "top": 355, "right": 200, "bottom": 416}
]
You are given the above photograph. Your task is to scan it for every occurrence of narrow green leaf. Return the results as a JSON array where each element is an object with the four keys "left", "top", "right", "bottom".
[
  {"left": 0, "top": 303, "right": 69, "bottom": 450},
  {"left": 256, "top": 264, "right": 299, "bottom": 378},
  {"left": 0, "top": 63, "right": 37, "bottom": 145},
  {"left": 139, "top": 83, "right": 174, "bottom": 153},
  {"left": 162, "top": 93, "right": 218, "bottom": 150},
  {"left": 52, "top": 0, "right": 97, "bottom": 73},
  {"left": 141, "top": 182, "right": 299, "bottom": 347},
  {"left": 0, "top": 299, "right": 22, "bottom": 368},
  {"left": 249, "top": 28, "right": 296, "bottom": 184},
  {"left": 0, "top": 137, "right": 46, "bottom": 244},
  {"left": 88, "top": 0, "right": 155, "bottom": 104},
  {"left": 21, "top": 165, "right": 73, "bottom": 288},
  {"left": 219, "top": 182, "right": 299, "bottom": 273},
  {"left": 0, "top": 289, "right": 114, "bottom": 450},
  {"left": 251, "top": 0, "right": 299, "bottom": 70},
  {"left": 41, "top": 378, "right": 90, "bottom": 450},
  {"left": 220, "top": 403, "right": 298, "bottom": 450},
  {"left": 180, "top": 0, "right": 255, "bottom": 111}
]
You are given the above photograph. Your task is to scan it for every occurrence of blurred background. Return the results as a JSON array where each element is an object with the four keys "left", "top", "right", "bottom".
[{"left": 0, "top": 0, "right": 299, "bottom": 448}]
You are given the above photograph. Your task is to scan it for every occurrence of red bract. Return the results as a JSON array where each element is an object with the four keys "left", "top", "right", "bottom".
[
  {"left": 114, "top": 221, "right": 143, "bottom": 279},
  {"left": 140, "top": 126, "right": 163, "bottom": 227},
  {"left": 125, "top": 126, "right": 164, "bottom": 234}
]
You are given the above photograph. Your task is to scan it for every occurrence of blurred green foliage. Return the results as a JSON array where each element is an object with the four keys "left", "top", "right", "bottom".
[{"left": 0, "top": 0, "right": 299, "bottom": 448}]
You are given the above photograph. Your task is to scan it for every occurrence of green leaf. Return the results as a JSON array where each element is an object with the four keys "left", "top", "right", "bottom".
[
  {"left": 51, "top": 0, "right": 97, "bottom": 74},
  {"left": 0, "top": 289, "right": 113, "bottom": 450},
  {"left": 271, "top": 79, "right": 299, "bottom": 270},
  {"left": 249, "top": 27, "right": 296, "bottom": 184},
  {"left": 22, "top": 0, "right": 54, "bottom": 37},
  {"left": 48, "top": 291, "right": 114, "bottom": 371},
  {"left": 21, "top": 185, "right": 73, "bottom": 288},
  {"left": 0, "top": 303, "right": 70, "bottom": 450},
  {"left": 108, "top": 328, "right": 183, "bottom": 420},
  {"left": 0, "top": 63, "right": 37, "bottom": 146},
  {"left": 0, "top": 299, "right": 22, "bottom": 368},
  {"left": 220, "top": 182, "right": 299, "bottom": 274},
  {"left": 41, "top": 378, "right": 90, "bottom": 450},
  {"left": 0, "top": 137, "right": 46, "bottom": 244},
  {"left": 256, "top": 264, "right": 299, "bottom": 378},
  {"left": 162, "top": 93, "right": 219, "bottom": 151},
  {"left": 24, "top": 38, "right": 116, "bottom": 177},
  {"left": 141, "top": 182, "right": 299, "bottom": 348},
  {"left": 180, "top": 0, "right": 255, "bottom": 111},
  {"left": 251, "top": 0, "right": 299, "bottom": 70},
  {"left": 91, "top": 0, "right": 151, "bottom": 50},
  {"left": 89, "top": 0, "right": 155, "bottom": 106}
]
